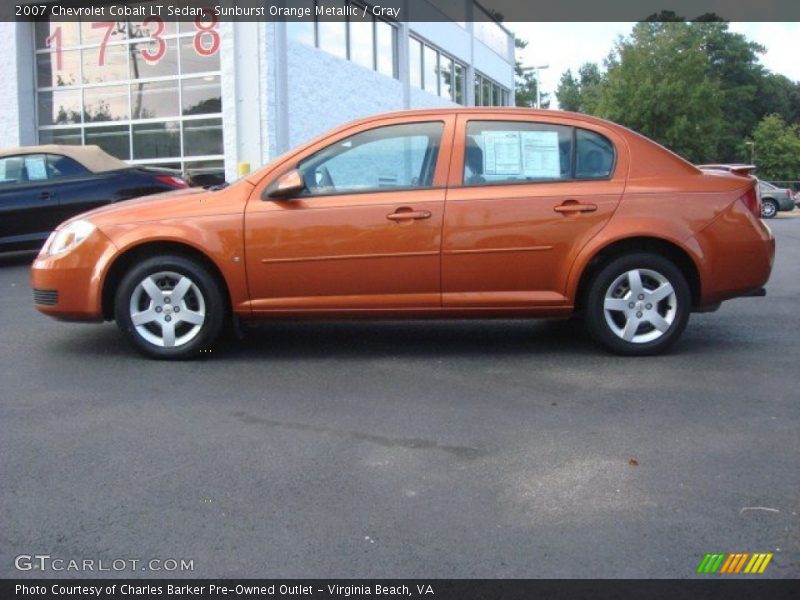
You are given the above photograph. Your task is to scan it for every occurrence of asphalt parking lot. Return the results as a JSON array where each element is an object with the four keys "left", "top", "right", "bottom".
[{"left": 1, "top": 216, "right": 798, "bottom": 579}]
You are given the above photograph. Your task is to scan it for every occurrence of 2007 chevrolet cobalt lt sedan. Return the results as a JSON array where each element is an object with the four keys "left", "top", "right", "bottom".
[{"left": 31, "top": 109, "right": 774, "bottom": 359}]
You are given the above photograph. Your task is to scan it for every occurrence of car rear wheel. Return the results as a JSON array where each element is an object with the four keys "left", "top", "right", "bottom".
[
  {"left": 114, "top": 255, "right": 225, "bottom": 359},
  {"left": 761, "top": 198, "right": 778, "bottom": 219},
  {"left": 584, "top": 253, "right": 690, "bottom": 356}
]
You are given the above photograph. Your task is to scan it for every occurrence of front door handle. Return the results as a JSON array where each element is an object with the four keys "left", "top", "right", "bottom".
[
  {"left": 554, "top": 201, "right": 597, "bottom": 214},
  {"left": 387, "top": 208, "right": 432, "bottom": 221}
]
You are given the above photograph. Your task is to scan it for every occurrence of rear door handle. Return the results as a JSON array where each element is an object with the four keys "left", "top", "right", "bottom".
[
  {"left": 40, "top": 191, "right": 52, "bottom": 200},
  {"left": 554, "top": 202, "right": 597, "bottom": 214},
  {"left": 387, "top": 209, "right": 432, "bottom": 221}
]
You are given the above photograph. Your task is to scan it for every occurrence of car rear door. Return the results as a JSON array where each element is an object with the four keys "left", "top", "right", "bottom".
[
  {"left": 0, "top": 154, "right": 60, "bottom": 248},
  {"left": 245, "top": 116, "right": 455, "bottom": 311},
  {"left": 442, "top": 114, "right": 628, "bottom": 308}
]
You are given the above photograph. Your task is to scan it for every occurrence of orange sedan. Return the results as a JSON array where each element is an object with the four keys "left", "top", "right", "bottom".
[{"left": 31, "top": 109, "right": 774, "bottom": 358}]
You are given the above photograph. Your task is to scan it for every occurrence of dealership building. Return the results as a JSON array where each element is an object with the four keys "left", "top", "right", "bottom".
[{"left": 0, "top": 1, "right": 515, "bottom": 183}]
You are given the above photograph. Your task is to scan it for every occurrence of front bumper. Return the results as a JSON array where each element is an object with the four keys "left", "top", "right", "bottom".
[{"left": 30, "top": 229, "right": 118, "bottom": 321}]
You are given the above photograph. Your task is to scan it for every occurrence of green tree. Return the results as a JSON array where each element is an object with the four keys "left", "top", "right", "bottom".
[
  {"left": 514, "top": 36, "right": 549, "bottom": 108},
  {"left": 750, "top": 114, "right": 800, "bottom": 181},
  {"left": 597, "top": 21, "right": 724, "bottom": 162},
  {"left": 556, "top": 70, "right": 581, "bottom": 111},
  {"left": 555, "top": 63, "right": 604, "bottom": 113}
]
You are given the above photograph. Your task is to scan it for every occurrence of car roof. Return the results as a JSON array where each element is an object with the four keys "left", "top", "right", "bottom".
[{"left": 0, "top": 144, "right": 129, "bottom": 172}]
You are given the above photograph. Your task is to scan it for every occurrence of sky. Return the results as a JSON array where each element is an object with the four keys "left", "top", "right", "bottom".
[{"left": 509, "top": 22, "right": 800, "bottom": 108}]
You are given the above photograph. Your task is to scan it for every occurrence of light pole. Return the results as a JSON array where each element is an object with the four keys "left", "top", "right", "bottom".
[
  {"left": 520, "top": 64, "right": 549, "bottom": 108},
  {"left": 745, "top": 141, "right": 755, "bottom": 165}
]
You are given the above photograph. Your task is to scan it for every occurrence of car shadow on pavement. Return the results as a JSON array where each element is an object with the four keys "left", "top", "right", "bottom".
[
  {"left": 223, "top": 318, "right": 599, "bottom": 361},
  {"left": 49, "top": 318, "right": 605, "bottom": 361}
]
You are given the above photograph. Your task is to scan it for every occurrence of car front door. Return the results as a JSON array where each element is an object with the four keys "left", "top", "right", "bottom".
[
  {"left": 245, "top": 117, "right": 454, "bottom": 312},
  {"left": 442, "top": 115, "right": 628, "bottom": 308},
  {"left": 0, "top": 154, "right": 60, "bottom": 249}
]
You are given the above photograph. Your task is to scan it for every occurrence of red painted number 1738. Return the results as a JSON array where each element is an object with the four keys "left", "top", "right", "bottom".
[{"left": 44, "top": 15, "right": 220, "bottom": 70}]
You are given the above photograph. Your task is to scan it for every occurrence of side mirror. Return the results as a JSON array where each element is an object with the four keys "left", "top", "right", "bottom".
[{"left": 264, "top": 169, "right": 305, "bottom": 200}]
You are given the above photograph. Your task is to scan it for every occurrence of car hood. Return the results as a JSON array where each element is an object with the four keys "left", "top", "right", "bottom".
[{"left": 68, "top": 183, "right": 252, "bottom": 229}]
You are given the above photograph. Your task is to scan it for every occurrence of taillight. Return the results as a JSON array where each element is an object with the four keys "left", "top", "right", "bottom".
[
  {"left": 155, "top": 174, "right": 189, "bottom": 188},
  {"left": 740, "top": 185, "right": 761, "bottom": 219}
]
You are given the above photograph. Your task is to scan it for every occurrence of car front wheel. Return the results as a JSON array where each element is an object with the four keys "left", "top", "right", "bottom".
[
  {"left": 761, "top": 198, "right": 778, "bottom": 219},
  {"left": 584, "top": 253, "right": 691, "bottom": 356},
  {"left": 114, "top": 255, "right": 225, "bottom": 359}
]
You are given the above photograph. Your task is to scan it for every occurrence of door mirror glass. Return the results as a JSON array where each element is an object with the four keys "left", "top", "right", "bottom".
[{"left": 264, "top": 169, "right": 305, "bottom": 200}]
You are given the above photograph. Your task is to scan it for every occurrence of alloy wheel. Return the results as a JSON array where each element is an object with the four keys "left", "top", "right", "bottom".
[
  {"left": 602, "top": 268, "right": 677, "bottom": 344},
  {"left": 128, "top": 271, "right": 206, "bottom": 348}
]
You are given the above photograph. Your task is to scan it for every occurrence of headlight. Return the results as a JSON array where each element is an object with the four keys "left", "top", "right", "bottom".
[{"left": 45, "top": 220, "right": 96, "bottom": 256}]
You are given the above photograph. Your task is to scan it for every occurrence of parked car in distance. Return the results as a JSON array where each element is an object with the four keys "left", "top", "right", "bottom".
[
  {"left": 32, "top": 109, "right": 775, "bottom": 358},
  {"left": 757, "top": 181, "right": 796, "bottom": 218},
  {"left": 0, "top": 145, "right": 188, "bottom": 252},
  {"left": 695, "top": 164, "right": 795, "bottom": 218}
]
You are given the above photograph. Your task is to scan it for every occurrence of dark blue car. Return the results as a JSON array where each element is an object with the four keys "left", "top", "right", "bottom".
[{"left": 0, "top": 145, "right": 189, "bottom": 252}]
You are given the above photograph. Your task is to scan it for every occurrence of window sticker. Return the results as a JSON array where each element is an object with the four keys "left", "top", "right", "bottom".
[
  {"left": 25, "top": 156, "right": 49, "bottom": 181},
  {"left": 482, "top": 129, "right": 562, "bottom": 179},
  {"left": 482, "top": 131, "right": 522, "bottom": 175},
  {"left": 521, "top": 131, "right": 561, "bottom": 178}
]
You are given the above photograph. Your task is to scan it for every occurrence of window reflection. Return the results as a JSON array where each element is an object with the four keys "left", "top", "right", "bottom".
[
  {"left": 83, "top": 85, "right": 129, "bottom": 122},
  {"left": 132, "top": 80, "right": 179, "bottom": 119},
  {"left": 37, "top": 50, "right": 81, "bottom": 88},
  {"left": 375, "top": 20, "right": 394, "bottom": 76},
  {"left": 35, "top": 21, "right": 80, "bottom": 49},
  {"left": 130, "top": 39, "right": 178, "bottom": 79},
  {"left": 409, "top": 38, "right": 422, "bottom": 88},
  {"left": 82, "top": 44, "right": 129, "bottom": 84},
  {"left": 180, "top": 36, "right": 220, "bottom": 73},
  {"left": 182, "top": 76, "right": 222, "bottom": 115},
  {"left": 133, "top": 121, "right": 180, "bottom": 159},
  {"left": 38, "top": 90, "right": 82, "bottom": 126},
  {"left": 183, "top": 119, "right": 223, "bottom": 156},
  {"left": 39, "top": 128, "right": 82, "bottom": 145},
  {"left": 85, "top": 125, "right": 131, "bottom": 159},
  {"left": 349, "top": 15, "right": 374, "bottom": 69},
  {"left": 317, "top": 16, "right": 347, "bottom": 59},
  {"left": 80, "top": 21, "right": 128, "bottom": 45},
  {"left": 423, "top": 45, "right": 438, "bottom": 94}
]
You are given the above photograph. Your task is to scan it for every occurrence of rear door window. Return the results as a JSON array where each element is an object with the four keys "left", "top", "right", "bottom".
[{"left": 463, "top": 121, "right": 573, "bottom": 185}]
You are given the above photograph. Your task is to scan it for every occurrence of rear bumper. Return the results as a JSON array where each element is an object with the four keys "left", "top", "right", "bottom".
[
  {"left": 30, "top": 229, "right": 117, "bottom": 321},
  {"left": 689, "top": 198, "right": 775, "bottom": 305}
]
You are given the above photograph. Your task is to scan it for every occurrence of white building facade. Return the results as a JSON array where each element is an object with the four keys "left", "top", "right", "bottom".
[{"left": 0, "top": 1, "right": 515, "bottom": 184}]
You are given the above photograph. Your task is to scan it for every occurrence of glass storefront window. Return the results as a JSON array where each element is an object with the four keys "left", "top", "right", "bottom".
[
  {"left": 85, "top": 125, "right": 131, "bottom": 159},
  {"left": 474, "top": 73, "right": 510, "bottom": 107},
  {"left": 423, "top": 45, "right": 438, "bottom": 94},
  {"left": 375, "top": 20, "right": 395, "bottom": 77},
  {"left": 409, "top": 38, "right": 422, "bottom": 88},
  {"left": 83, "top": 85, "right": 129, "bottom": 122},
  {"left": 349, "top": 13, "right": 374, "bottom": 69},
  {"left": 183, "top": 118, "right": 223, "bottom": 157},
  {"left": 410, "top": 37, "right": 466, "bottom": 104},
  {"left": 133, "top": 80, "right": 180, "bottom": 120},
  {"left": 182, "top": 76, "right": 221, "bottom": 116},
  {"left": 287, "top": 2, "right": 398, "bottom": 80},
  {"left": 36, "top": 15, "right": 224, "bottom": 180},
  {"left": 133, "top": 121, "right": 180, "bottom": 159}
]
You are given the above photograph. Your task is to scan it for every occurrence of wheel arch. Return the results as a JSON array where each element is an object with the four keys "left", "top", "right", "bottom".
[
  {"left": 572, "top": 236, "right": 702, "bottom": 312},
  {"left": 101, "top": 240, "right": 232, "bottom": 320}
]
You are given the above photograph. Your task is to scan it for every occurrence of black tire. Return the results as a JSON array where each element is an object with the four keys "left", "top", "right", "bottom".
[
  {"left": 761, "top": 198, "right": 778, "bottom": 219},
  {"left": 114, "top": 254, "right": 226, "bottom": 359},
  {"left": 584, "top": 253, "right": 691, "bottom": 356}
]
